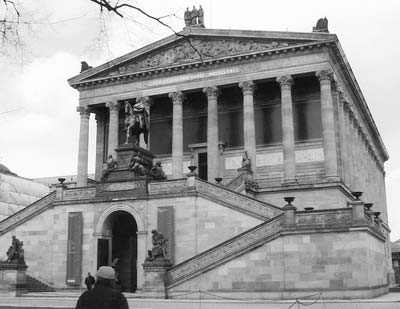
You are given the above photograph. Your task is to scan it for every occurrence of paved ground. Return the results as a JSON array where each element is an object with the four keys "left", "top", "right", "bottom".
[{"left": 0, "top": 291, "right": 399, "bottom": 309}]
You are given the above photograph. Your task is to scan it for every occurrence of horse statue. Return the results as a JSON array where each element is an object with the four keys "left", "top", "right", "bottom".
[{"left": 124, "top": 100, "right": 149, "bottom": 147}]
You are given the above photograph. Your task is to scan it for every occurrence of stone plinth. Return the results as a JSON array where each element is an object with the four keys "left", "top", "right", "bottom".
[
  {"left": 0, "top": 261, "right": 28, "bottom": 296},
  {"left": 142, "top": 258, "right": 172, "bottom": 298}
]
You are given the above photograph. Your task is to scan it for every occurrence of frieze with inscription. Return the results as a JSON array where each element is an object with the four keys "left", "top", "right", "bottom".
[
  {"left": 148, "top": 180, "right": 187, "bottom": 195},
  {"left": 64, "top": 188, "right": 96, "bottom": 200},
  {"left": 102, "top": 39, "right": 292, "bottom": 77}
]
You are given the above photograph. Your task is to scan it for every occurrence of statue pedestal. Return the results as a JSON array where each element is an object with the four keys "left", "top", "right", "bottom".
[
  {"left": 141, "top": 258, "right": 172, "bottom": 298},
  {"left": 116, "top": 145, "right": 154, "bottom": 169},
  {"left": 0, "top": 261, "right": 28, "bottom": 296}
]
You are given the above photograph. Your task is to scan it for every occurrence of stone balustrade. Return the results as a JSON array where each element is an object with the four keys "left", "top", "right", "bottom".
[
  {"left": 0, "top": 191, "right": 56, "bottom": 235},
  {"left": 167, "top": 215, "right": 284, "bottom": 288}
]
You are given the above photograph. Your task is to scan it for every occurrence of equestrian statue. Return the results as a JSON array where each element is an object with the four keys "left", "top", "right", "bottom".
[{"left": 124, "top": 99, "right": 150, "bottom": 147}]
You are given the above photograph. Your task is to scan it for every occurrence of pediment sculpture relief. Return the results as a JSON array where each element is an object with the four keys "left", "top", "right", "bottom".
[{"left": 106, "top": 39, "right": 291, "bottom": 77}]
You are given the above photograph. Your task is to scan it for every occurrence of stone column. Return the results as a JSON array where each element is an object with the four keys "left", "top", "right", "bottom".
[
  {"left": 95, "top": 112, "right": 105, "bottom": 181},
  {"left": 76, "top": 106, "right": 91, "bottom": 187},
  {"left": 203, "top": 86, "right": 220, "bottom": 182},
  {"left": 106, "top": 101, "right": 120, "bottom": 159},
  {"left": 276, "top": 76, "right": 297, "bottom": 185},
  {"left": 239, "top": 81, "right": 257, "bottom": 169},
  {"left": 169, "top": 91, "right": 184, "bottom": 178},
  {"left": 316, "top": 70, "right": 339, "bottom": 182}
]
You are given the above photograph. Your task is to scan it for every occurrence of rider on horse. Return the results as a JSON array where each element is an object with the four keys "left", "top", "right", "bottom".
[{"left": 124, "top": 99, "right": 150, "bottom": 146}]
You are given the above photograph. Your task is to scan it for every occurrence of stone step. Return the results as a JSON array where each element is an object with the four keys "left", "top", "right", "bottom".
[{"left": 26, "top": 275, "right": 56, "bottom": 292}]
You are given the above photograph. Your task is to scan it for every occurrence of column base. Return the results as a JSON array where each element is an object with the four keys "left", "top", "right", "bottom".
[{"left": 282, "top": 178, "right": 298, "bottom": 186}]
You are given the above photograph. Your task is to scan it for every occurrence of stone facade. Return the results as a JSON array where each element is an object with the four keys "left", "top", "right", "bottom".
[{"left": 0, "top": 23, "right": 391, "bottom": 300}]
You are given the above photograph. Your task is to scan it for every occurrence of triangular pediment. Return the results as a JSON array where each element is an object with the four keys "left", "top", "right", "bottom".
[{"left": 69, "top": 29, "right": 336, "bottom": 85}]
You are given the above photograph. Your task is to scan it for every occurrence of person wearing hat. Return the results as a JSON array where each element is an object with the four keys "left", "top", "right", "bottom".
[{"left": 75, "top": 266, "right": 129, "bottom": 309}]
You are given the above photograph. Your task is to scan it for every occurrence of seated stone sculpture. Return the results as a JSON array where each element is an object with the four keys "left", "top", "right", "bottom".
[
  {"left": 129, "top": 151, "right": 148, "bottom": 177},
  {"left": 147, "top": 230, "right": 167, "bottom": 261},
  {"left": 6, "top": 236, "right": 25, "bottom": 263},
  {"left": 241, "top": 150, "right": 251, "bottom": 170},
  {"left": 149, "top": 161, "right": 167, "bottom": 180},
  {"left": 100, "top": 155, "right": 118, "bottom": 181}
]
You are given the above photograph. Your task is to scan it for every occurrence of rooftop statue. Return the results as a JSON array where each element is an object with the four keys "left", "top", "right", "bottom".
[
  {"left": 313, "top": 17, "right": 329, "bottom": 33},
  {"left": 80, "top": 61, "right": 93, "bottom": 73},
  {"left": 184, "top": 5, "right": 205, "bottom": 28}
]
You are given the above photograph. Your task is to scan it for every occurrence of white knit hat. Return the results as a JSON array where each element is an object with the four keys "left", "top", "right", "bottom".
[{"left": 96, "top": 266, "right": 115, "bottom": 279}]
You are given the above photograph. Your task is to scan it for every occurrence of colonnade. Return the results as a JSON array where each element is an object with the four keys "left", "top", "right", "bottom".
[{"left": 76, "top": 69, "right": 339, "bottom": 187}]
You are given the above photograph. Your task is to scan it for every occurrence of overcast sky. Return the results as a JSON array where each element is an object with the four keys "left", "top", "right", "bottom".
[{"left": 0, "top": 0, "right": 399, "bottom": 239}]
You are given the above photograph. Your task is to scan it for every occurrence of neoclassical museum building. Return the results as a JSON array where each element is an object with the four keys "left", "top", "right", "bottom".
[{"left": 0, "top": 17, "right": 392, "bottom": 299}]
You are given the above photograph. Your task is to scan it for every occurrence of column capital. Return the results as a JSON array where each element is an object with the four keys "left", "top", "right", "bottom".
[
  {"left": 203, "top": 86, "right": 220, "bottom": 99},
  {"left": 239, "top": 81, "right": 255, "bottom": 95},
  {"left": 105, "top": 101, "right": 120, "bottom": 111},
  {"left": 316, "top": 69, "right": 334, "bottom": 83},
  {"left": 76, "top": 105, "right": 91, "bottom": 118},
  {"left": 169, "top": 91, "right": 185, "bottom": 104},
  {"left": 276, "top": 75, "right": 293, "bottom": 89}
]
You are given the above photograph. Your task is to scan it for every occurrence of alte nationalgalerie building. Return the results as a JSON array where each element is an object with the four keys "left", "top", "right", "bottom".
[{"left": 0, "top": 16, "right": 392, "bottom": 299}]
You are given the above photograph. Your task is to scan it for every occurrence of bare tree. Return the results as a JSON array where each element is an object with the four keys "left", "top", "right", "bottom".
[
  {"left": 0, "top": 0, "right": 23, "bottom": 56},
  {"left": 0, "top": 0, "right": 202, "bottom": 61},
  {"left": 89, "top": 0, "right": 203, "bottom": 60}
]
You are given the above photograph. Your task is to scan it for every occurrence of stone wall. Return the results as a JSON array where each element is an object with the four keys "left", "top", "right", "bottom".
[
  {"left": 169, "top": 229, "right": 387, "bottom": 299},
  {"left": 0, "top": 192, "right": 262, "bottom": 289}
]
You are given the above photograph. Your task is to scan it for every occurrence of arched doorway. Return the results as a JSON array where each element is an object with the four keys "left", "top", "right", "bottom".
[{"left": 97, "top": 210, "right": 138, "bottom": 292}]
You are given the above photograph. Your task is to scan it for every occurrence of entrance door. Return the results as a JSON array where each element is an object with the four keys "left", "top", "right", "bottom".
[
  {"left": 198, "top": 152, "right": 208, "bottom": 181},
  {"left": 97, "top": 239, "right": 109, "bottom": 268},
  {"left": 99, "top": 211, "right": 137, "bottom": 292}
]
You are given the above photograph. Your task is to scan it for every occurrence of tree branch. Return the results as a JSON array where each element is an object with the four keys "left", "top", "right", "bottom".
[{"left": 88, "top": 0, "right": 204, "bottom": 62}]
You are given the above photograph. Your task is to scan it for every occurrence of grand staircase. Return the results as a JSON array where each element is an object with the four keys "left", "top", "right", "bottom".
[
  {"left": 167, "top": 214, "right": 283, "bottom": 288},
  {"left": 195, "top": 178, "right": 282, "bottom": 220},
  {"left": 0, "top": 191, "right": 56, "bottom": 235},
  {"left": 26, "top": 274, "right": 56, "bottom": 292}
]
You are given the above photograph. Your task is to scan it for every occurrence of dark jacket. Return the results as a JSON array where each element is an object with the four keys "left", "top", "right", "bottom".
[
  {"left": 84, "top": 274, "right": 95, "bottom": 289},
  {"left": 76, "top": 283, "right": 129, "bottom": 309}
]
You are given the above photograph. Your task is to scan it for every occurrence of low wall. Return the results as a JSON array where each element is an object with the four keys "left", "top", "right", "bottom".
[{"left": 168, "top": 208, "right": 388, "bottom": 299}]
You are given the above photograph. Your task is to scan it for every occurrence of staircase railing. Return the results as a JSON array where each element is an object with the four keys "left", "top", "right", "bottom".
[
  {"left": 167, "top": 214, "right": 283, "bottom": 288},
  {"left": 0, "top": 191, "right": 56, "bottom": 235},
  {"left": 195, "top": 178, "right": 282, "bottom": 220},
  {"left": 225, "top": 173, "right": 246, "bottom": 192}
]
